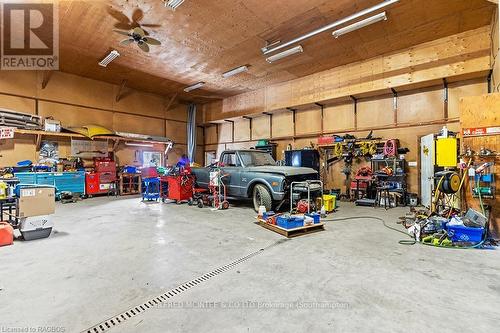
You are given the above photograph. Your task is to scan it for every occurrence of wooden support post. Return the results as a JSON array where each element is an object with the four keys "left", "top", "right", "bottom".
[
  {"left": 350, "top": 96, "right": 358, "bottom": 130},
  {"left": 116, "top": 80, "right": 127, "bottom": 103},
  {"left": 443, "top": 78, "right": 448, "bottom": 120},
  {"left": 112, "top": 139, "right": 121, "bottom": 152},
  {"left": 487, "top": 70, "right": 493, "bottom": 93},
  {"left": 41, "top": 71, "right": 52, "bottom": 90},
  {"left": 315, "top": 103, "right": 324, "bottom": 134},
  {"left": 391, "top": 88, "right": 398, "bottom": 125},
  {"left": 164, "top": 92, "right": 178, "bottom": 113},
  {"left": 35, "top": 134, "right": 42, "bottom": 150}
]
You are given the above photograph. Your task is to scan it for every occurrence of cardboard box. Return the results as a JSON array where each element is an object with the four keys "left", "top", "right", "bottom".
[
  {"left": 18, "top": 187, "right": 55, "bottom": 217},
  {"left": 44, "top": 119, "right": 61, "bottom": 132}
]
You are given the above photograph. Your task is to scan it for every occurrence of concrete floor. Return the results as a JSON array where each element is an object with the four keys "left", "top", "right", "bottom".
[{"left": 1, "top": 197, "right": 499, "bottom": 333}]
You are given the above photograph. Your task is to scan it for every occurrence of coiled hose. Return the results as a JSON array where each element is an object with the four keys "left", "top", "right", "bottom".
[{"left": 321, "top": 216, "right": 486, "bottom": 249}]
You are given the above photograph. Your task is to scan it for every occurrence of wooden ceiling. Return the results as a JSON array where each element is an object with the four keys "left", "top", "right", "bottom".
[{"left": 58, "top": 0, "right": 496, "bottom": 102}]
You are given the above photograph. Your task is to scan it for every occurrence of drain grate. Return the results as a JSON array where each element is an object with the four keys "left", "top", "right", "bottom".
[{"left": 82, "top": 240, "right": 287, "bottom": 333}]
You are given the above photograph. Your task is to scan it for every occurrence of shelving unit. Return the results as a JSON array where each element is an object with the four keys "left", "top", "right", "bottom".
[
  {"left": 119, "top": 173, "right": 142, "bottom": 196},
  {"left": 13, "top": 129, "right": 173, "bottom": 151}
]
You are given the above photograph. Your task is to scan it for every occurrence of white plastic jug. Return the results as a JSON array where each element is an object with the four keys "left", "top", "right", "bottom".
[{"left": 258, "top": 205, "right": 266, "bottom": 218}]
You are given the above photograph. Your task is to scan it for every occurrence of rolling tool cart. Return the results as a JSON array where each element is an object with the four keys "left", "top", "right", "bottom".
[{"left": 161, "top": 173, "right": 195, "bottom": 204}]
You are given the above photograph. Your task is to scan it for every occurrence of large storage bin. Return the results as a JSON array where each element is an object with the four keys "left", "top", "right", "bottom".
[
  {"left": 322, "top": 194, "right": 336, "bottom": 212},
  {"left": 277, "top": 216, "right": 304, "bottom": 229},
  {"left": 446, "top": 224, "right": 484, "bottom": 243},
  {"left": 14, "top": 172, "right": 85, "bottom": 197}
]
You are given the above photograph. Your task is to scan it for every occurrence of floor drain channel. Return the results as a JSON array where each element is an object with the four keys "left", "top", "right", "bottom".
[{"left": 82, "top": 240, "right": 287, "bottom": 333}]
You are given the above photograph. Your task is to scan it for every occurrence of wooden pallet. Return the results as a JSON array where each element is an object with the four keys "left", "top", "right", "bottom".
[{"left": 256, "top": 219, "right": 325, "bottom": 238}]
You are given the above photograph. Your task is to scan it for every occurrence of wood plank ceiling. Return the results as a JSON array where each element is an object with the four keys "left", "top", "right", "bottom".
[{"left": 58, "top": 0, "right": 495, "bottom": 102}]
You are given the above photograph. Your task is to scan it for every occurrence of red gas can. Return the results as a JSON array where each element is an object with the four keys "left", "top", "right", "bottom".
[{"left": 0, "top": 222, "right": 14, "bottom": 247}]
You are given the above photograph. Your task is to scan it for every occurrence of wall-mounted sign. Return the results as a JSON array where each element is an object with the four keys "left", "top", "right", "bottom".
[
  {"left": 0, "top": 127, "right": 15, "bottom": 139},
  {"left": 463, "top": 126, "right": 500, "bottom": 137}
]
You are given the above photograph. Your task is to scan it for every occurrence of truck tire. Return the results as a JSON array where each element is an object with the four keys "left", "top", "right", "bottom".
[{"left": 253, "top": 184, "right": 272, "bottom": 212}]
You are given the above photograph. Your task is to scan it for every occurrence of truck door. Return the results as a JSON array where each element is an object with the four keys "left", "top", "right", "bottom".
[{"left": 219, "top": 152, "right": 242, "bottom": 197}]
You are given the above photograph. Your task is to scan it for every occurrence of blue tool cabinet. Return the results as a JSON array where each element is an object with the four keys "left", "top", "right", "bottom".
[{"left": 14, "top": 171, "right": 85, "bottom": 197}]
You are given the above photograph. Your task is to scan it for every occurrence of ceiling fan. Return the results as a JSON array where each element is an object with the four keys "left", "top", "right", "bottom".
[
  {"left": 114, "top": 27, "right": 161, "bottom": 52},
  {"left": 107, "top": 7, "right": 161, "bottom": 31}
]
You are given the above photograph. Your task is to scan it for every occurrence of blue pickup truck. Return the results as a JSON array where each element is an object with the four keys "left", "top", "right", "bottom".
[{"left": 191, "top": 149, "right": 320, "bottom": 211}]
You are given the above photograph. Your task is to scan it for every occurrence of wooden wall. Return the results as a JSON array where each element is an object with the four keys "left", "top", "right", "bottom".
[
  {"left": 204, "top": 79, "right": 488, "bottom": 194},
  {"left": 460, "top": 93, "right": 500, "bottom": 238},
  {"left": 0, "top": 71, "right": 204, "bottom": 167},
  {"left": 203, "top": 27, "right": 491, "bottom": 122},
  {"left": 491, "top": 4, "right": 500, "bottom": 93}
]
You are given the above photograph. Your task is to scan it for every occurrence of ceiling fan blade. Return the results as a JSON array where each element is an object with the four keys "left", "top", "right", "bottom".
[
  {"left": 113, "top": 29, "right": 131, "bottom": 36},
  {"left": 120, "top": 38, "right": 134, "bottom": 45},
  {"left": 107, "top": 8, "right": 131, "bottom": 24},
  {"left": 131, "top": 8, "right": 144, "bottom": 23},
  {"left": 138, "top": 42, "right": 150, "bottom": 52},
  {"left": 143, "top": 37, "right": 161, "bottom": 46},
  {"left": 114, "top": 23, "right": 132, "bottom": 30},
  {"left": 133, "top": 27, "right": 145, "bottom": 37}
]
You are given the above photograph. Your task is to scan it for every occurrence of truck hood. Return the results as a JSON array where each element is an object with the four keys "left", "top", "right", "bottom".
[{"left": 245, "top": 166, "right": 317, "bottom": 176}]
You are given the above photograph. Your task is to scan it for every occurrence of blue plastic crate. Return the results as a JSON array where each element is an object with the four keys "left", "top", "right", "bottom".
[
  {"left": 276, "top": 216, "right": 304, "bottom": 229},
  {"left": 446, "top": 224, "right": 484, "bottom": 243},
  {"left": 306, "top": 213, "right": 321, "bottom": 224}
]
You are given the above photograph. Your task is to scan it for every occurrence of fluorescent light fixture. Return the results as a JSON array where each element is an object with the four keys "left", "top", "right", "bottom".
[
  {"left": 266, "top": 45, "right": 303, "bottom": 63},
  {"left": 164, "top": 0, "right": 185, "bottom": 10},
  {"left": 125, "top": 142, "right": 154, "bottom": 148},
  {"left": 262, "top": 0, "right": 399, "bottom": 55},
  {"left": 332, "top": 12, "right": 387, "bottom": 38},
  {"left": 261, "top": 40, "right": 281, "bottom": 53},
  {"left": 222, "top": 65, "right": 248, "bottom": 78},
  {"left": 184, "top": 82, "right": 205, "bottom": 92},
  {"left": 98, "top": 50, "right": 120, "bottom": 67}
]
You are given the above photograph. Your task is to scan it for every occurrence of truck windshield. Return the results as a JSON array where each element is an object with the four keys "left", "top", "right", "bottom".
[{"left": 238, "top": 151, "right": 276, "bottom": 167}]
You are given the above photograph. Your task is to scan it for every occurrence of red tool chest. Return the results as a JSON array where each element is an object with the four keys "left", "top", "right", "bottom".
[
  {"left": 163, "top": 175, "right": 194, "bottom": 202},
  {"left": 94, "top": 158, "right": 116, "bottom": 173},
  {"left": 85, "top": 173, "right": 102, "bottom": 196}
]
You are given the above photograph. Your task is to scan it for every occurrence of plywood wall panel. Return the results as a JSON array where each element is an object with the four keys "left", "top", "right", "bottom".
[
  {"left": 0, "top": 95, "right": 36, "bottom": 114},
  {"left": 166, "top": 104, "right": 188, "bottom": 122},
  {"left": 448, "top": 79, "right": 487, "bottom": 119},
  {"left": 205, "top": 125, "right": 218, "bottom": 145},
  {"left": 295, "top": 108, "right": 321, "bottom": 135},
  {"left": 38, "top": 101, "right": 114, "bottom": 129},
  {"left": 233, "top": 118, "right": 251, "bottom": 142},
  {"left": 0, "top": 134, "right": 37, "bottom": 167},
  {"left": 252, "top": 115, "right": 270, "bottom": 139},
  {"left": 165, "top": 120, "right": 187, "bottom": 144},
  {"left": 357, "top": 95, "right": 393, "bottom": 128},
  {"left": 272, "top": 111, "right": 293, "bottom": 138},
  {"left": 113, "top": 113, "right": 164, "bottom": 136},
  {"left": 113, "top": 89, "right": 166, "bottom": 118},
  {"left": 323, "top": 103, "right": 354, "bottom": 132},
  {"left": 203, "top": 27, "right": 490, "bottom": 122},
  {"left": 38, "top": 72, "right": 114, "bottom": 110},
  {"left": 167, "top": 144, "right": 187, "bottom": 165},
  {"left": 223, "top": 89, "right": 265, "bottom": 116},
  {"left": 0, "top": 71, "right": 37, "bottom": 97},
  {"left": 195, "top": 146, "right": 204, "bottom": 165},
  {"left": 398, "top": 88, "right": 443, "bottom": 124},
  {"left": 196, "top": 126, "right": 204, "bottom": 145},
  {"left": 218, "top": 122, "right": 233, "bottom": 143}
]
